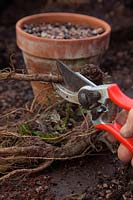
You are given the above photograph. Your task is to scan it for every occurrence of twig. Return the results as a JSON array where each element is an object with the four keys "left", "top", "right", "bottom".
[{"left": 0, "top": 72, "right": 62, "bottom": 82}]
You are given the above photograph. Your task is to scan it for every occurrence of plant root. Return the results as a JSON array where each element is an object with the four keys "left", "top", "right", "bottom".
[
  {"left": 0, "top": 160, "right": 53, "bottom": 183},
  {"left": 0, "top": 124, "right": 103, "bottom": 183},
  {"left": 0, "top": 64, "right": 109, "bottom": 182}
]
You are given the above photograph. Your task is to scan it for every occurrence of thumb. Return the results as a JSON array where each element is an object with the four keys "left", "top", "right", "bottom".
[{"left": 120, "top": 109, "right": 133, "bottom": 138}]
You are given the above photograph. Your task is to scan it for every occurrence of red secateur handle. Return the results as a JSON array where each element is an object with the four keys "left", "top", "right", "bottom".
[{"left": 95, "top": 84, "right": 133, "bottom": 153}]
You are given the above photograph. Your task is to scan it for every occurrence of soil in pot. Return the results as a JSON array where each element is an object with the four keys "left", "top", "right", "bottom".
[{"left": 22, "top": 22, "right": 104, "bottom": 39}]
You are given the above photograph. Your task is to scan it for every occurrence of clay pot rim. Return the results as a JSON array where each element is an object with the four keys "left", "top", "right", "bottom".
[{"left": 16, "top": 12, "right": 111, "bottom": 43}]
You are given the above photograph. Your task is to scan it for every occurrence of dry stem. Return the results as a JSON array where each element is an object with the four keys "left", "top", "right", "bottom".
[{"left": 0, "top": 72, "right": 62, "bottom": 82}]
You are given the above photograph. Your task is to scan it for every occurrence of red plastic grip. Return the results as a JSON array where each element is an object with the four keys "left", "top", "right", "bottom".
[
  {"left": 108, "top": 84, "right": 133, "bottom": 110},
  {"left": 95, "top": 84, "right": 133, "bottom": 153},
  {"left": 95, "top": 122, "right": 133, "bottom": 153}
]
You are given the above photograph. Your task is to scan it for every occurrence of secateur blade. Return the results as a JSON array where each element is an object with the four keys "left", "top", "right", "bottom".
[{"left": 56, "top": 60, "right": 96, "bottom": 92}]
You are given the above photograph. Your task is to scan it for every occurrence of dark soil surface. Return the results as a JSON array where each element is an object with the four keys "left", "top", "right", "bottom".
[
  {"left": 0, "top": 1, "right": 133, "bottom": 199},
  {"left": 0, "top": 154, "right": 132, "bottom": 200}
]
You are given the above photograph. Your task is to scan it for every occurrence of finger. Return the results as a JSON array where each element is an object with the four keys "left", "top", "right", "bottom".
[
  {"left": 103, "top": 132, "right": 116, "bottom": 142},
  {"left": 131, "top": 159, "right": 133, "bottom": 167},
  {"left": 116, "top": 110, "right": 128, "bottom": 126},
  {"left": 120, "top": 109, "right": 133, "bottom": 138},
  {"left": 118, "top": 144, "right": 133, "bottom": 163}
]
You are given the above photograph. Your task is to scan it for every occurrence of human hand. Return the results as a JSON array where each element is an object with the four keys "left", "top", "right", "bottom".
[
  {"left": 117, "top": 109, "right": 133, "bottom": 167},
  {"left": 104, "top": 109, "right": 133, "bottom": 167}
]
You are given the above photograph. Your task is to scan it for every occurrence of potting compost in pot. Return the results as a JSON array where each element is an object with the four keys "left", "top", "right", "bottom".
[{"left": 22, "top": 22, "right": 104, "bottom": 39}]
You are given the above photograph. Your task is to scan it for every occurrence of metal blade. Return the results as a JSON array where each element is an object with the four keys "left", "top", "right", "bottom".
[{"left": 57, "top": 60, "right": 96, "bottom": 92}]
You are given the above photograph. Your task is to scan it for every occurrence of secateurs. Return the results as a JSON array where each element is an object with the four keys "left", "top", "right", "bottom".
[{"left": 53, "top": 61, "right": 133, "bottom": 153}]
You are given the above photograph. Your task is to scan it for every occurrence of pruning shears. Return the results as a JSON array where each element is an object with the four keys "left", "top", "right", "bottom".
[{"left": 53, "top": 61, "right": 133, "bottom": 153}]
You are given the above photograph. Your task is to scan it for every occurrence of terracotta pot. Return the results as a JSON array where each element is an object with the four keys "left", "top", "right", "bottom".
[{"left": 16, "top": 12, "right": 111, "bottom": 105}]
